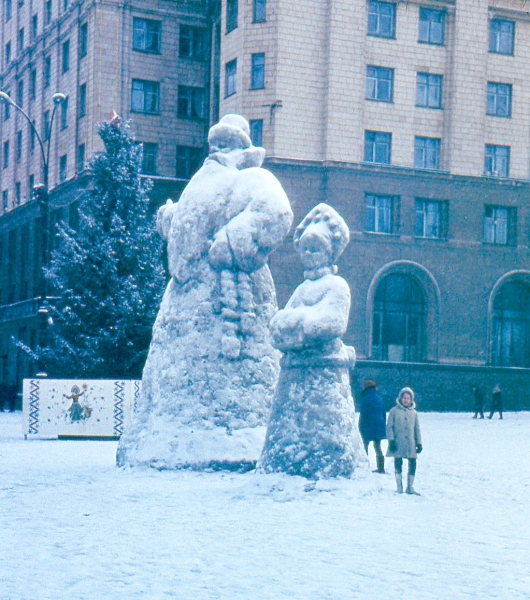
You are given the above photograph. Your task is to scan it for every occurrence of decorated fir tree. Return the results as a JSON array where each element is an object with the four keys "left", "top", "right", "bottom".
[{"left": 42, "top": 117, "right": 166, "bottom": 379}]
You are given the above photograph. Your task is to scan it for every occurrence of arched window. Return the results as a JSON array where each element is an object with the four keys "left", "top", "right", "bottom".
[
  {"left": 372, "top": 273, "right": 425, "bottom": 362},
  {"left": 491, "top": 282, "right": 530, "bottom": 367}
]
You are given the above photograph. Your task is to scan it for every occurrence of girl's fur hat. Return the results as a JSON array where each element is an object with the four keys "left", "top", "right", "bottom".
[{"left": 397, "top": 387, "right": 415, "bottom": 403}]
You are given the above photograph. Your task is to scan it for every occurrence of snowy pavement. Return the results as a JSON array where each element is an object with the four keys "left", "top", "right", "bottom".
[{"left": 1, "top": 411, "right": 529, "bottom": 599}]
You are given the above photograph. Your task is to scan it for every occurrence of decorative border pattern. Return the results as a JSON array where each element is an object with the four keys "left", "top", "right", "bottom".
[
  {"left": 113, "top": 380, "right": 126, "bottom": 436},
  {"left": 28, "top": 379, "right": 40, "bottom": 435}
]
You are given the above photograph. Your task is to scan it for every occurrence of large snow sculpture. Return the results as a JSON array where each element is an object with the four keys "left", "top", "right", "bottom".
[
  {"left": 117, "top": 115, "right": 293, "bottom": 469},
  {"left": 258, "top": 204, "right": 365, "bottom": 479}
]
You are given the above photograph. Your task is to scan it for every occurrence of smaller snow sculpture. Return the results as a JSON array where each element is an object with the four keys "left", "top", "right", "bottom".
[{"left": 258, "top": 204, "right": 365, "bottom": 479}]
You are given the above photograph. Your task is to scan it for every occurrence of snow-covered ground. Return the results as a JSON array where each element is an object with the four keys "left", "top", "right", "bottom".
[{"left": 1, "top": 410, "right": 529, "bottom": 600}]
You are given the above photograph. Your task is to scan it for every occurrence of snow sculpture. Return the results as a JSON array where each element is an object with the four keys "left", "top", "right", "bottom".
[
  {"left": 258, "top": 204, "right": 365, "bottom": 479},
  {"left": 117, "top": 114, "right": 293, "bottom": 470}
]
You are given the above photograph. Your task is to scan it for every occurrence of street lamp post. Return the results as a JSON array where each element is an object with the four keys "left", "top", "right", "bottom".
[{"left": 0, "top": 91, "right": 66, "bottom": 377}]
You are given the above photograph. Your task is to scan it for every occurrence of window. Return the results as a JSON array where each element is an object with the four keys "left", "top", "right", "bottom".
[
  {"left": 485, "top": 144, "right": 510, "bottom": 177},
  {"left": 76, "top": 143, "right": 85, "bottom": 172},
  {"left": 414, "top": 137, "right": 440, "bottom": 170},
  {"left": 5, "top": 41, "right": 11, "bottom": 64},
  {"left": 418, "top": 7, "right": 444, "bottom": 44},
  {"left": 364, "top": 130, "right": 392, "bottom": 164},
  {"left": 251, "top": 53, "right": 265, "bottom": 89},
  {"left": 15, "top": 130, "right": 22, "bottom": 162},
  {"left": 43, "top": 110, "right": 50, "bottom": 141},
  {"left": 28, "top": 174, "right": 34, "bottom": 195},
  {"left": 250, "top": 119, "right": 263, "bottom": 146},
  {"left": 225, "top": 59, "right": 237, "bottom": 97},
  {"left": 491, "top": 282, "right": 530, "bottom": 367},
  {"left": 45, "top": 1, "right": 52, "bottom": 26},
  {"left": 3, "top": 91, "right": 10, "bottom": 120},
  {"left": 254, "top": 0, "right": 266, "bottom": 23},
  {"left": 484, "top": 205, "right": 509, "bottom": 245},
  {"left": 16, "top": 79, "right": 23, "bottom": 108},
  {"left": 44, "top": 56, "right": 51, "bottom": 87},
  {"left": 30, "top": 68, "right": 36, "bottom": 100},
  {"left": 132, "top": 18, "right": 161, "bottom": 53},
  {"left": 178, "top": 86, "right": 205, "bottom": 119},
  {"left": 489, "top": 19, "right": 514, "bottom": 55},
  {"left": 415, "top": 200, "right": 442, "bottom": 238},
  {"left": 31, "top": 15, "right": 38, "bottom": 41},
  {"left": 487, "top": 82, "right": 512, "bottom": 117},
  {"left": 5, "top": 0, "right": 11, "bottom": 22},
  {"left": 15, "top": 182, "right": 20, "bottom": 205},
  {"left": 176, "top": 145, "right": 203, "bottom": 179},
  {"left": 63, "top": 0, "right": 69, "bottom": 9},
  {"left": 2, "top": 190, "right": 8, "bottom": 212},
  {"left": 139, "top": 142, "right": 157, "bottom": 175},
  {"left": 3, "top": 140, "right": 9, "bottom": 169},
  {"left": 59, "top": 154, "right": 67, "bottom": 182},
  {"left": 131, "top": 79, "right": 160, "bottom": 113},
  {"left": 416, "top": 72, "right": 442, "bottom": 108},
  {"left": 29, "top": 121, "right": 35, "bottom": 151},
  {"left": 372, "top": 273, "right": 425, "bottom": 362},
  {"left": 62, "top": 39, "right": 70, "bottom": 73},
  {"left": 78, "top": 22, "right": 87, "bottom": 58},
  {"left": 227, "top": 0, "right": 238, "bottom": 33},
  {"left": 366, "top": 194, "right": 394, "bottom": 234},
  {"left": 366, "top": 66, "right": 393, "bottom": 102},
  {"left": 367, "top": 1, "right": 396, "bottom": 38},
  {"left": 18, "top": 27, "right": 24, "bottom": 53},
  {"left": 179, "top": 25, "right": 205, "bottom": 60},
  {"left": 78, "top": 83, "right": 86, "bottom": 117},
  {"left": 60, "top": 96, "right": 68, "bottom": 129}
]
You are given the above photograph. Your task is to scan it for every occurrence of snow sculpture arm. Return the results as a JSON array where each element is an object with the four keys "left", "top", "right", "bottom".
[
  {"left": 270, "top": 277, "right": 351, "bottom": 351},
  {"left": 157, "top": 199, "right": 177, "bottom": 241},
  {"left": 208, "top": 168, "right": 293, "bottom": 273}
]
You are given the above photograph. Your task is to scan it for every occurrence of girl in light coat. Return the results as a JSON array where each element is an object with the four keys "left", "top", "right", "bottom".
[{"left": 386, "top": 387, "right": 423, "bottom": 495}]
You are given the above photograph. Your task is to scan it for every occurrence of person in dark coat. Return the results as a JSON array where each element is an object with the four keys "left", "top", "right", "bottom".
[
  {"left": 472, "top": 385, "right": 484, "bottom": 419},
  {"left": 488, "top": 385, "right": 503, "bottom": 419},
  {"left": 358, "top": 380, "right": 386, "bottom": 474}
]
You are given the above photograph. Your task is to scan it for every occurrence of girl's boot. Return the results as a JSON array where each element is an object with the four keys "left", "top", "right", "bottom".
[
  {"left": 395, "top": 471, "right": 403, "bottom": 493},
  {"left": 406, "top": 474, "right": 420, "bottom": 495}
]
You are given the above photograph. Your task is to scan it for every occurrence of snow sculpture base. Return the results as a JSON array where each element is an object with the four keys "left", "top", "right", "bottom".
[
  {"left": 259, "top": 345, "right": 365, "bottom": 479},
  {"left": 117, "top": 266, "right": 279, "bottom": 470}
]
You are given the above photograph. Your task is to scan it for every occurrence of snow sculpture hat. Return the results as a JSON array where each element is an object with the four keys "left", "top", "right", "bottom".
[
  {"left": 293, "top": 203, "right": 350, "bottom": 263},
  {"left": 208, "top": 114, "right": 252, "bottom": 152}
]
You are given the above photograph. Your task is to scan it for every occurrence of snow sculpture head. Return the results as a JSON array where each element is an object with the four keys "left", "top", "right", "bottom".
[
  {"left": 207, "top": 114, "right": 265, "bottom": 170},
  {"left": 293, "top": 204, "right": 350, "bottom": 274}
]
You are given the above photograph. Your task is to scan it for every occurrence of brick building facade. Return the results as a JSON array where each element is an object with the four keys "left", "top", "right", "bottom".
[{"left": 218, "top": 0, "right": 530, "bottom": 410}]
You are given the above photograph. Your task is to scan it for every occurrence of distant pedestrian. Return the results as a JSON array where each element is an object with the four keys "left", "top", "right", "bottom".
[
  {"left": 358, "top": 380, "right": 386, "bottom": 474},
  {"left": 386, "top": 387, "right": 423, "bottom": 495},
  {"left": 488, "top": 385, "right": 503, "bottom": 419},
  {"left": 472, "top": 385, "right": 484, "bottom": 419}
]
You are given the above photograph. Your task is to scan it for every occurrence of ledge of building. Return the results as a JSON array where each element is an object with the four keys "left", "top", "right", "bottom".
[{"left": 264, "top": 157, "right": 530, "bottom": 188}]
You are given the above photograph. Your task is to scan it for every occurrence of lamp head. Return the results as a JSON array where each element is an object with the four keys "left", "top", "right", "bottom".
[{"left": 52, "top": 93, "right": 67, "bottom": 104}]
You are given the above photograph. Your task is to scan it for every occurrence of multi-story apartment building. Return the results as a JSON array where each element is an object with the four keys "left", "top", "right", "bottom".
[
  {"left": 0, "top": 0, "right": 210, "bottom": 408},
  {"left": 217, "top": 0, "right": 530, "bottom": 410},
  {"left": 1, "top": 0, "right": 529, "bottom": 411}
]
